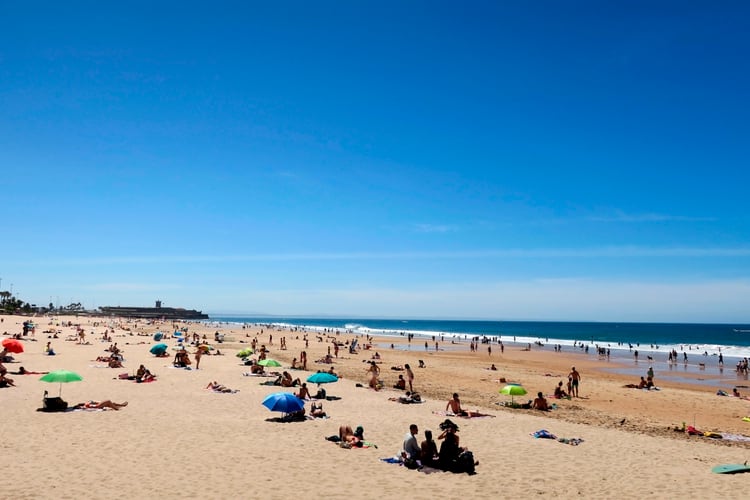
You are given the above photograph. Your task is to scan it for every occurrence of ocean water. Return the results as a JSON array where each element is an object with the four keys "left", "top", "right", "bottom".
[{"left": 207, "top": 316, "right": 750, "bottom": 361}]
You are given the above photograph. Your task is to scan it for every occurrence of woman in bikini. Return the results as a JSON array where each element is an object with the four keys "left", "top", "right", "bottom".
[{"left": 74, "top": 400, "right": 128, "bottom": 410}]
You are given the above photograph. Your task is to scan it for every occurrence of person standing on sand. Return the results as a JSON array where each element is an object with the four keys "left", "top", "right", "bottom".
[
  {"left": 194, "top": 346, "right": 203, "bottom": 370},
  {"left": 405, "top": 363, "right": 414, "bottom": 392},
  {"left": 569, "top": 367, "right": 581, "bottom": 397}
]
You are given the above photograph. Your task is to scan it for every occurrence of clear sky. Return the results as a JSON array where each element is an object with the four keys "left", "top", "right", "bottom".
[{"left": 2, "top": 1, "right": 749, "bottom": 322}]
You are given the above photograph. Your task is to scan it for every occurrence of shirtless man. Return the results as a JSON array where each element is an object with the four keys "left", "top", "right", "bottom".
[
  {"left": 569, "top": 366, "right": 581, "bottom": 397},
  {"left": 446, "top": 393, "right": 484, "bottom": 417},
  {"left": 532, "top": 392, "right": 549, "bottom": 411},
  {"left": 295, "top": 383, "right": 312, "bottom": 400}
]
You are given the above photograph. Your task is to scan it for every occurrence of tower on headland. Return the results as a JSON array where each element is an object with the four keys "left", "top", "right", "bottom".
[{"left": 155, "top": 300, "right": 162, "bottom": 309}]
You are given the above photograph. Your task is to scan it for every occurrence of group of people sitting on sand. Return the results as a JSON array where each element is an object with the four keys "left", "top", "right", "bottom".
[
  {"left": 94, "top": 343, "right": 124, "bottom": 367},
  {"left": 400, "top": 419, "right": 477, "bottom": 474},
  {"left": 173, "top": 348, "right": 191, "bottom": 368},
  {"left": 119, "top": 364, "right": 155, "bottom": 383}
]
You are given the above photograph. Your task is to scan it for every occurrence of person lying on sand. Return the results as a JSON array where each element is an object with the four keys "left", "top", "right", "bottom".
[
  {"left": 339, "top": 425, "right": 364, "bottom": 446},
  {"left": 73, "top": 400, "right": 128, "bottom": 410},
  {"left": 10, "top": 366, "right": 49, "bottom": 375},
  {"left": 206, "top": 381, "right": 236, "bottom": 393},
  {"left": 390, "top": 391, "right": 422, "bottom": 404}
]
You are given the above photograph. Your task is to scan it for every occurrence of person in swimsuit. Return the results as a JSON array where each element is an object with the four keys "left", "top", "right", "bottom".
[
  {"left": 532, "top": 392, "right": 549, "bottom": 411},
  {"left": 73, "top": 400, "right": 128, "bottom": 410},
  {"left": 295, "top": 383, "right": 312, "bottom": 400},
  {"left": 446, "top": 393, "right": 486, "bottom": 417},
  {"left": 569, "top": 367, "right": 581, "bottom": 397}
]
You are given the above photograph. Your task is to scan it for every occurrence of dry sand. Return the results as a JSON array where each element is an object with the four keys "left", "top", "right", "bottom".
[{"left": 2, "top": 314, "right": 750, "bottom": 499}]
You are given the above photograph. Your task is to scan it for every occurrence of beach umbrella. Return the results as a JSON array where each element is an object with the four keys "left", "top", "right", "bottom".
[
  {"left": 258, "top": 358, "right": 282, "bottom": 368},
  {"left": 236, "top": 348, "right": 254, "bottom": 358},
  {"left": 40, "top": 370, "right": 83, "bottom": 397},
  {"left": 307, "top": 372, "right": 338, "bottom": 386},
  {"left": 153, "top": 332, "right": 163, "bottom": 341},
  {"left": 2, "top": 338, "right": 24, "bottom": 354},
  {"left": 150, "top": 343, "right": 168, "bottom": 356},
  {"left": 262, "top": 392, "right": 305, "bottom": 415},
  {"left": 499, "top": 384, "right": 527, "bottom": 405}
]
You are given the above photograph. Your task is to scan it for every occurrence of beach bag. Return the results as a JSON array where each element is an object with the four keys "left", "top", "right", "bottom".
[
  {"left": 457, "top": 450, "right": 476, "bottom": 475},
  {"left": 44, "top": 396, "right": 68, "bottom": 412}
]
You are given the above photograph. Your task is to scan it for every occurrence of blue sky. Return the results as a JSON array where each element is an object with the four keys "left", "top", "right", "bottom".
[{"left": 2, "top": 1, "right": 750, "bottom": 322}]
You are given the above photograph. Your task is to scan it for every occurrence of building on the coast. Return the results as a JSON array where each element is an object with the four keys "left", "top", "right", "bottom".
[{"left": 98, "top": 300, "right": 209, "bottom": 320}]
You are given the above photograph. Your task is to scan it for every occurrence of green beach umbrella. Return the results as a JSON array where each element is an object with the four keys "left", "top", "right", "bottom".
[
  {"left": 258, "top": 358, "right": 282, "bottom": 367},
  {"left": 40, "top": 370, "right": 83, "bottom": 397},
  {"left": 236, "top": 348, "right": 254, "bottom": 358},
  {"left": 499, "top": 383, "right": 527, "bottom": 405}
]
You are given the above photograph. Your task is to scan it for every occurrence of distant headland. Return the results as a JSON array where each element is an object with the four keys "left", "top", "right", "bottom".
[{"left": 98, "top": 300, "right": 209, "bottom": 320}]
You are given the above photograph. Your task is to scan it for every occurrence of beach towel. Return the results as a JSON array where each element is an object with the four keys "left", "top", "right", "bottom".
[
  {"left": 557, "top": 437, "right": 585, "bottom": 445},
  {"left": 37, "top": 406, "right": 107, "bottom": 413},
  {"left": 718, "top": 433, "right": 750, "bottom": 443},
  {"left": 532, "top": 429, "right": 557, "bottom": 439}
]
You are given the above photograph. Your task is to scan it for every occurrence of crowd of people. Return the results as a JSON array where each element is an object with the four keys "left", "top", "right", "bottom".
[{"left": 400, "top": 419, "right": 477, "bottom": 474}]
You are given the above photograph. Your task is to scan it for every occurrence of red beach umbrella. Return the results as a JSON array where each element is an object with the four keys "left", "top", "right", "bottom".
[{"left": 2, "top": 338, "right": 24, "bottom": 354}]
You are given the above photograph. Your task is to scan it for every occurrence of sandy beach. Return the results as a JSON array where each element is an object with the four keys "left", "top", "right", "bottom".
[{"left": 3, "top": 314, "right": 750, "bottom": 499}]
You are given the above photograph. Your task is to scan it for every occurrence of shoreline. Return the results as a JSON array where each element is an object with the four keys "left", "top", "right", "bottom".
[{"left": 206, "top": 316, "right": 750, "bottom": 359}]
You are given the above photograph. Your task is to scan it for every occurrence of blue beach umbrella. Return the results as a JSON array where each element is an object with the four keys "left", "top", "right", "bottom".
[
  {"left": 153, "top": 332, "right": 163, "bottom": 341},
  {"left": 150, "top": 343, "right": 168, "bottom": 356},
  {"left": 262, "top": 392, "right": 305, "bottom": 415}
]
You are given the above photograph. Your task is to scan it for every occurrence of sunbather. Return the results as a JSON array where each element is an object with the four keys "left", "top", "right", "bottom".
[
  {"left": 280, "top": 371, "right": 300, "bottom": 387},
  {"left": 295, "top": 383, "right": 312, "bottom": 400},
  {"left": 446, "top": 393, "right": 484, "bottom": 416},
  {"left": 136, "top": 365, "right": 155, "bottom": 382},
  {"left": 73, "top": 400, "right": 128, "bottom": 410},
  {"left": 310, "top": 401, "right": 327, "bottom": 418},
  {"left": 206, "top": 381, "right": 235, "bottom": 393},
  {"left": 532, "top": 392, "right": 549, "bottom": 411}
]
